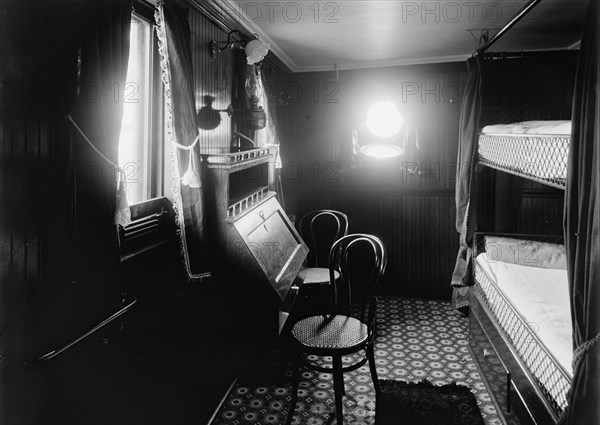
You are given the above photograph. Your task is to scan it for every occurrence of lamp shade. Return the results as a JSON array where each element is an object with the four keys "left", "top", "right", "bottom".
[
  {"left": 245, "top": 39, "right": 270, "bottom": 64},
  {"left": 360, "top": 143, "right": 404, "bottom": 160}
]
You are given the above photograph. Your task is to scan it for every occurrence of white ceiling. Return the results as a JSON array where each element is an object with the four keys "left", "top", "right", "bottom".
[{"left": 227, "top": 0, "right": 588, "bottom": 72}]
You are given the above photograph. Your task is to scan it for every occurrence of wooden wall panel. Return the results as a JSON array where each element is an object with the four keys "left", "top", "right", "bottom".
[
  {"left": 291, "top": 188, "right": 459, "bottom": 300},
  {"left": 520, "top": 193, "right": 564, "bottom": 236},
  {"left": 276, "top": 59, "right": 568, "bottom": 301},
  {"left": 520, "top": 180, "right": 565, "bottom": 236},
  {"left": 278, "top": 63, "right": 466, "bottom": 300},
  {"left": 188, "top": 5, "right": 232, "bottom": 151}
]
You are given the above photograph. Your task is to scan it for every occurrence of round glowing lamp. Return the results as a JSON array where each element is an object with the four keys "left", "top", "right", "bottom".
[
  {"left": 365, "top": 101, "right": 403, "bottom": 138},
  {"left": 360, "top": 101, "right": 404, "bottom": 159}
]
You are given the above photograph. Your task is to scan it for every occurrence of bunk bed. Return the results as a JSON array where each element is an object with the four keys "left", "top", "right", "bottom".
[
  {"left": 468, "top": 94, "right": 574, "bottom": 425},
  {"left": 453, "top": 1, "right": 598, "bottom": 425},
  {"left": 469, "top": 232, "right": 571, "bottom": 424},
  {"left": 468, "top": 118, "right": 573, "bottom": 424}
]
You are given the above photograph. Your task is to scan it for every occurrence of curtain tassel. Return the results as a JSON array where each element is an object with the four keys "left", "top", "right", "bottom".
[
  {"left": 351, "top": 129, "right": 360, "bottom": 156},
  {"left": 115, "top": 172, "right": 131, "bottom": 227},
  {"left": 181, "top": 150, "right": 201, "bottom": 188}
]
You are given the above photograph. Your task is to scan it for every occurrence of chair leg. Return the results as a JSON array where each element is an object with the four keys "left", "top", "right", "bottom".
[
  {"left": 332, "top": 355, "right": 344, "bottom": 425},
  {"left": 285, "top": 350, "right": 300, "bottom": 425},
  {"left": 367, "top": 343, "right": 381, "bottom": 395}
]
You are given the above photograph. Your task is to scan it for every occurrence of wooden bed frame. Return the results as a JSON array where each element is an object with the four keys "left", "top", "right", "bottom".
[{"left": 468, "top": 232, "right": 568, "bottom": 425}]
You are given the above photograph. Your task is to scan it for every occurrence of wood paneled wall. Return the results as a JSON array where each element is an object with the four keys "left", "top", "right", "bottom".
[
  {"left": 188, "top": 4, "right": 233, "bottom": 151},
  {"left": 520, "top": 185, "right": 564, "bottom": 236},
  {"left": 0, "top": 0, "right": 244, "bottom": 364},
  {"left": 276, "top": 58, "right": 571, "bottom": 300},
  {"left": 278, "top": 63, "right": 468, "bottom": 197},
  {"left": 186, "top": 0, "right": 291, "bottom": 151},
  {"left": 277, "top": 63, "right": 467, "bottom": 300},
  {"left": 295, "top": 189, "right": 460, "bottom": 300},
  {"left": 1, "top": 1, "right": 121, "bottom": 363}
]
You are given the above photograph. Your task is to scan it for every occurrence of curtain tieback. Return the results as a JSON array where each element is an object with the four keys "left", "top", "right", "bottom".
[
  {"left": 66, "top": 114, "right": 131, "bottom": 227},
  {"left": 172, "top": 135, "right": 201, "bottom": 188},
  {"left": 572, "top": 332, "right": 600, "bottom": 369},
  {"left": 171, "top": 134, "right": 199, "bottom": 150}
]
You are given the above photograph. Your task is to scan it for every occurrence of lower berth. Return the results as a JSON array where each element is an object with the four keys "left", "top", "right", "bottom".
[{"left": 469, "top": 234, "right": 572, "bottom": 424}]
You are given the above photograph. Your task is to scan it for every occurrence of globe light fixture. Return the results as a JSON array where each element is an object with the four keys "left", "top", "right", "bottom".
[
  {"left": 209, "top": 30, "right": 270, "bottom": 65},
  {"left": 360, "top": 101, "right": 405, "bottom": 159}
]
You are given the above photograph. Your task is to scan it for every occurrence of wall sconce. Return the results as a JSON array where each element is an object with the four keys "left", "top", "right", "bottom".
[
  {"left": 209, "top": 30, "right": 270, "bottom": 64},
  {"left": 197, "top": 72, "right": 267, "bottom": 133},
  {"left": 197, "top": 102, "right": 265, "bottom": 131}
]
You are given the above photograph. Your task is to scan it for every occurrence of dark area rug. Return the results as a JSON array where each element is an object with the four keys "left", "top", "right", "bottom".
[{"left": 376, "top": 380, "right": 485, "bottom": 425}]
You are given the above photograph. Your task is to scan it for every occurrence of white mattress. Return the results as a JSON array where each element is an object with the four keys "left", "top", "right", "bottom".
[
  {"left": 476, "top": 253, "right": 573, "bottom": 376},
  {"left": 481, "top": 120, "right": 571, "bottom": 135}
]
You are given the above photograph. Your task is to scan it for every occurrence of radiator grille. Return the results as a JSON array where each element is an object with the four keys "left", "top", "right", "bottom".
[{"left": 118, "top": 205, "right": 175, "bottom": 261}]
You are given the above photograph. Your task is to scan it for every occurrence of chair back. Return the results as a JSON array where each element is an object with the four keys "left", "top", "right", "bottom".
[
  {"left": 328, "top": 234, "right": 387, "bottom": 331},
  {"left": 298, "top": 210, "right": 349, "bottom": 267}
]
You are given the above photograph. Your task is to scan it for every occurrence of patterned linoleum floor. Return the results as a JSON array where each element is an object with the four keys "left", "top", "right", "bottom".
[{"left": 211, "top": 297, "right": 502, "bottom": 425}]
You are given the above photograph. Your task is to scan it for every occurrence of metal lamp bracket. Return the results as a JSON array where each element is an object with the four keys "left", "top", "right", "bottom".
[{"left": 209, "top": 30, "right": 254, "bottom": 59}]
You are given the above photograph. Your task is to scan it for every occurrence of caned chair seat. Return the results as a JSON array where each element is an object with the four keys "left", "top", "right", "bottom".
[
  {"left": 298, "top": 267, "right": 340, "bottom": 285},
  {"left": 285, "top": 234, "right": 387, "bottom": 425},
  {"left": 298, "top": 210, "right": 348, "bottom": 283},
  {"left": 291, "top": 315, "right": 368, "bottom": 349}
]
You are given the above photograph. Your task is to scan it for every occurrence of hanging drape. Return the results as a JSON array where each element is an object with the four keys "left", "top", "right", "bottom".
[
  {"left": 258, "top": 67, "right": 279, "bottom": 148},
  {"left": 231, "top": 49, "right": 254, "bottom": 147},
  {"left": 71, "top": 0, "right": 131, "bottom": 235},
  {"left": 66, "top": 0, "right": 131, "bottom": 332},
  {"left": 451, "top": 56, "right": 483, "bottom": 310},
  {"left": 559, "top": 1, "right": 600, "bottom": 423},
  {"left": 155, "top": 1, "right": 208, "bottom": 279},
  {"left": 260, "top": 66, "right": 286, "bottom": 210}
]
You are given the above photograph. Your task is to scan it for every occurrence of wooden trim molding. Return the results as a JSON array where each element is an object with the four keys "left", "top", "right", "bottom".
[{"left": 187, "top": 0, "right": 292, "bottom": 75}]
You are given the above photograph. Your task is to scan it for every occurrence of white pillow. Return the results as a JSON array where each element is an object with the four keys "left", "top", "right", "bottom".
[{"left": 484, "top": 236, "right": 567, "bottom": 270}]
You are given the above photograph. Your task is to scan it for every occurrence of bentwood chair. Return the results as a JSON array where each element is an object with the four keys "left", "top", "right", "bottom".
[
  {"left": 285, "top": 234, "right": 387, "bottom": 425},
  {"left": 296, "top": 210, "right": 349, "bottom": 315}
]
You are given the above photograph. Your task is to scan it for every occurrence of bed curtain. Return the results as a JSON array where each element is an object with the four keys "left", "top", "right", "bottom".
[
  {"left": 155, "top": 1, "right": 208, "bottom": 279},
  {"left": 560, "top": 1, "right": 600, "bottom": 423},
  {"left": 451, "top": 56, "right": 482, "bottom": 309}
]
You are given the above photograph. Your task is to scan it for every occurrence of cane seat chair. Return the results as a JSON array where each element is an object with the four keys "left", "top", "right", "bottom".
[
  {"left": 296, "top": 210, "right": 348, "bottom": 313},
  {"left": 285, "top": 234, "right": 387, "bottom": 425}
]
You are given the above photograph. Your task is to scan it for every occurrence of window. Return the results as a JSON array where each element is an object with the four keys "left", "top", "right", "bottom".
[{"left": 118, "top": 7, "right": 164, "bottom": 205}]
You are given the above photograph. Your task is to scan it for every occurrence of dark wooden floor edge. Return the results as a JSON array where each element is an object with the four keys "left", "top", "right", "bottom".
[
  {"left": 206, "top": 376, "right": 239, "bottom": 425},
  {"left": 467, "top": 344, "right": 509, "bottom": 425}
]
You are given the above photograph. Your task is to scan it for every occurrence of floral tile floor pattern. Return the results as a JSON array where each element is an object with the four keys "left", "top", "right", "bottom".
[{"left": 211, "top": 297, "right": 502, "bottom": 425}]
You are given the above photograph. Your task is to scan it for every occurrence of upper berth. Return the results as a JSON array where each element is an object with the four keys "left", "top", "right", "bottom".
[{"left": 477, "top": 120, "right": 571, "bottom": 189}]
